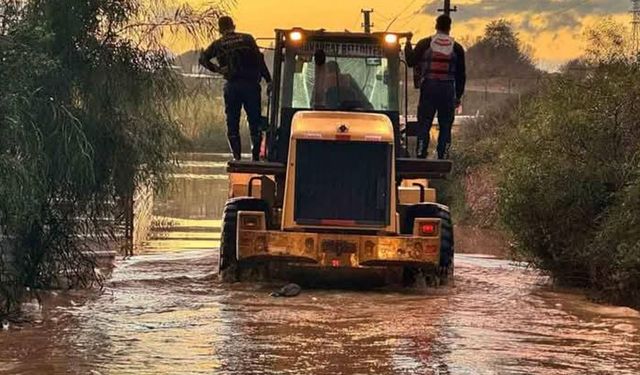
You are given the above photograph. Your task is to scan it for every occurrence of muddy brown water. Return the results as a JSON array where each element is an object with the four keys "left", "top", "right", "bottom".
[{"left": 1, "top": 154, "right": 639, "bottom": 375}]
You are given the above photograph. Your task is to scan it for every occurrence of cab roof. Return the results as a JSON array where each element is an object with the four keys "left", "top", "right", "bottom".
[{"left": 275, "top": 28, "right": 409, "bottom": 44}]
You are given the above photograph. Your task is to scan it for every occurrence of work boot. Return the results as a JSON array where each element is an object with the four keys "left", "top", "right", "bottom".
[
  {"left": 437, "top": 142, "right": 451, "bottom": 160},
  {"left": 250, "top": 133, "right": 262, "bottom": 162},
  {"left": 416, "top": 137, "right": 428, "bottom": 159},
  {"left": 227, "top": 135, "right": 242, "bottom": 161}
]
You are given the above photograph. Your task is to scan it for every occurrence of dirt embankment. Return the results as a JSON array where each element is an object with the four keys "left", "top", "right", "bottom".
[
  {"left": 455, "top": 225, "right": 510, "bottom": 257},
  {"left": 454, "top": 165, "right": 511, "bottom": 258}
]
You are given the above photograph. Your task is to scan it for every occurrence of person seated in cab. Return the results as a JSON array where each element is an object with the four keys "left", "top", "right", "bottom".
[{"left": 311, "top": 50, "right": 373, "bottom": 111}]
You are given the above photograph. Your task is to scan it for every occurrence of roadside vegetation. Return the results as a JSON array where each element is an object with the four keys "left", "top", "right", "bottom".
[
  {"left": 169, "top": 77, "right": 252, "bottom": 152},
  {"left": 0, "top": 0, "right": 225, "bottom": 317},
  {"left": 451, "top": 19, "right": 640, "bottom": 307},
  {"left": 437, "top": 19, "right": 538, "bottom": 225}
]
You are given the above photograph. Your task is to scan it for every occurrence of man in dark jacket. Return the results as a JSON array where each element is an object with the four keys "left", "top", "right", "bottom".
[
  {"left": 405, "top": 14, "right": 466, "bottom": 159},
  {"left": 199, "top": 16, "right": 272, "bottom": 161}
]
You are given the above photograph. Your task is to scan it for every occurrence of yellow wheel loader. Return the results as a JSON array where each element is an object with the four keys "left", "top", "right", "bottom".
[{"left": 220, "top": 28, "right": 454, "bottom": 287}]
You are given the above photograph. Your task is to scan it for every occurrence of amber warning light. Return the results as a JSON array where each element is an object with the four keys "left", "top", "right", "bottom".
[
  {"left": 289, "top": 31, "right": 303, "bottom": 42},
  {"left": 384, "top": 34, "right": 398, "bottom": 45}
]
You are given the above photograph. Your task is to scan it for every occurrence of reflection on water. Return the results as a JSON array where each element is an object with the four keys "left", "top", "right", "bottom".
[
  {"left": 1, "top": 153, "right": 639, "bottom": 375},
  {"left": 147, "top": 154, "right": 230, "bottom": 253}
]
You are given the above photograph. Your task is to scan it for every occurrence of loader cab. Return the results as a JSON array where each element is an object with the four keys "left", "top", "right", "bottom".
[
  {"left": 226, "top": 27, "right": 453, "bottom": 221},
  {"left": 267, "top": 29, "right": 407, "bottom": 163}
]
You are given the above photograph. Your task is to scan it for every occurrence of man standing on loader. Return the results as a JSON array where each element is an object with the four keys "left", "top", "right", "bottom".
[
  {"left": 199, "top": 16, "right": 272, "bottom": 161},
  {"left": 405, "top": 14, "right": 466, "bottom": 159}
]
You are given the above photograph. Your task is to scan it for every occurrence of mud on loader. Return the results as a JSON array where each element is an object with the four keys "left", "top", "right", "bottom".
[{"left": 220, "top": 28, "right": 454, "bottom": 287}]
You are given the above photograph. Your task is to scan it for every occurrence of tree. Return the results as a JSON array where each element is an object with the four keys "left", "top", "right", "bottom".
[
  {"left": 465, "top": 19, "right": 538, "bottom": 79},
  {"left": 584, "top": 18, "right": 631, "bottom": 64},
  {"left": 0, "top": 0, "right": 227, "bottom": 315},
  {"left": 560, "top": 19, "right": 632, "bottom": 78}
]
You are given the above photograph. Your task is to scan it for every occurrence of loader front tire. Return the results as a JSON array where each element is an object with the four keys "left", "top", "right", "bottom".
[
  {"left": 402, "top": 203, "right": 454, "bottom": 286},
  {"left": 219, "top": 197, "right": 270, "bottom": 282}
]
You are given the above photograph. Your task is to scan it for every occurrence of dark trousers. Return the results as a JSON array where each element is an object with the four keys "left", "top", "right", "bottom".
[
  {"left": 416, "top": 80, "right": 456, "bottom": 159},
  {"left": 223, "top": 79, "right": 262, "bottom": 138}
]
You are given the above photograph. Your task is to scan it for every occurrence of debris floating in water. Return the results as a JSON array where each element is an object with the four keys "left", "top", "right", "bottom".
[{"left": 270, "top": 283, "right": 302, "bottom": 297}]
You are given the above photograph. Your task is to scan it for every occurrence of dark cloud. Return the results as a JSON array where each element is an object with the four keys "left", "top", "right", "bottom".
[{"left": 420, "top": 0, "right": 629, "bottom": 32}]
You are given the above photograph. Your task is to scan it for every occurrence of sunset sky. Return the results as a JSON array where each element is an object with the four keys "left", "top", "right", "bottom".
[{"left": 177, "top": 0, "right": 632, "bottom": 70}]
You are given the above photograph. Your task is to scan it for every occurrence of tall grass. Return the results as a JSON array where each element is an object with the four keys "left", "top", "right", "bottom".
[
  {"left": 171, "top": 77, "right": 265, "bottom": 153},
  {"left": 170, "top": 79, "right": 252, "bottom": 152}
]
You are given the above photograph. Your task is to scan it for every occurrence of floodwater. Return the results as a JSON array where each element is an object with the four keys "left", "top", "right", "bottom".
[{"left": 1, "top": 153, "right": 639, "bottom": 375}]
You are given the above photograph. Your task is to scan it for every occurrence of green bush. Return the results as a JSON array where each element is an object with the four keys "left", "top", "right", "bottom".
[
  {"left": 437, "top": 96, "right": 525, "bottom": 227},
  {"left": 497, "top": 60, "right": 640, "bottom": 304},
  {"left": 586, "top": 164, "right": 640, "bottom": 303},
  {"left": 448, "top": 19, "right": 640, "bottom": 306},
  {"left": 442, "top": 18, "right": 541, "bottom": 226}
]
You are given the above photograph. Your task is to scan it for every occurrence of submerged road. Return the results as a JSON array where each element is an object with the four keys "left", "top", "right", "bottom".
[{"left": 1, "top": 154, "right": 639, "bottom": 375}]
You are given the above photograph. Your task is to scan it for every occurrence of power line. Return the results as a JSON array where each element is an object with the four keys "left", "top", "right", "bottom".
[
  {"left": 385, "top": 0, "right": 421, "bottom": 31},
  {"left": 373, "top": 10, "right": 393, "bottom": 22},
  {"left": 397, "top": 13, "right": 420, "bottom": 32},
  {"left": 351, "top": 12, "right": 362, "bottom": 31},
  {"left": 548, "top": 0, "right": 590, "bottom": 16},
  {"left": 386, "top": 0, "right": 458, "bottom": 33}
]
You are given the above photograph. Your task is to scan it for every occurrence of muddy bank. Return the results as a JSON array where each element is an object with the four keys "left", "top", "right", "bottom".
[{"left": 455, "top": 224, "right": 510, "bottom": 258}]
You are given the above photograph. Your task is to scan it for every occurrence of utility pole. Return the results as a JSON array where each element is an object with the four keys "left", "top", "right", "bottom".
[
  {"left": 361, "top": 9, "right": 374, "bottom": 33},
  {"left": 438, "top": 0, "right": 457, "bottom": 16},
  {"left": 632, "top": 0, "right": 640, "bottom": 55}
]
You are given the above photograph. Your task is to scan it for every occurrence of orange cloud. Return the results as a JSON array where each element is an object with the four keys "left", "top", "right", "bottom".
[{"left": 168, "top": 0, "right": 634, "bottom": 68}]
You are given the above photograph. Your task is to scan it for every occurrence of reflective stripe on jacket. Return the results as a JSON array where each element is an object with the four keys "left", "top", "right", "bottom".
[{"left": 420, "top": 33, "right": 457, "bottom": 82}]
